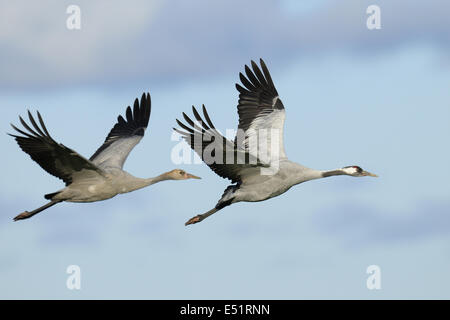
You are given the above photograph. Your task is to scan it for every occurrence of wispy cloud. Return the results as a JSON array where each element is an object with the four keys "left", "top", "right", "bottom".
[
  {"left": 1, "top": 0, "right": 449, "bottom": 90},
  {"left": 312, "top": 200, "right": 450, "bottom": 247}
]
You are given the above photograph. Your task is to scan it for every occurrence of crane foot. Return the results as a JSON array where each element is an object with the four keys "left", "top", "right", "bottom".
[
  {"left": 13, "top": 211, "right": 31, "bottom": 221},
  {"left": 185, "top": 215, "right": 202, "bottom": 226}
]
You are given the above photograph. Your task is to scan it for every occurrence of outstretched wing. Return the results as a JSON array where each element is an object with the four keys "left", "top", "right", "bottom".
[
  {"left": 9, "top": 111, "right": 104, "bottom": 186},
  {"left": 90, "top": 93, "right": 151, "bottom": 169},
  {"left": 174, "top": 105, "right": 264, "bottom": 184},
  {"left": 236, "top": 59, "right": 287, "bottom": 163}
]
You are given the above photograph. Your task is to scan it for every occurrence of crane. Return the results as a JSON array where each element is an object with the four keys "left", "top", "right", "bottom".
[
  {"left": 175, "top": 59, "right": 377, "bottom": 226},
  {"left": 10, "top": 92, "right": 200, "bottom": 221}
]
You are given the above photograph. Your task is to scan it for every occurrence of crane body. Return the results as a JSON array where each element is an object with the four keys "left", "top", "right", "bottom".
[
  {"left": 175, "top": 59, "right": 377, "bottom": 226},
  {"left": 10, "top": 93, "right": 200, "bottom": 221}
]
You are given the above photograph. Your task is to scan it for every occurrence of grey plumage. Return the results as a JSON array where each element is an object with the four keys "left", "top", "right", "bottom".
[
  {"left": 174, "top": 105, "right": 265, "bottom": 184},
  {"left": 175, "top": 59, "right": 377, "bottom": 226},
  {"left": 90, "top": 93, "right": 151, "bottom": 163},
  {"left": 9, "top": 111, "right": 102, "bottom": 186},
  {"left": 10, "top": 92, "right": 200, "bottom": 221}
]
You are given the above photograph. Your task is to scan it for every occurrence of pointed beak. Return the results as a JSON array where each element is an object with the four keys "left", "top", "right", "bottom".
[
  {"left": 362, "top": 171, "right": 378, "bottom": 177},
  {"left": 186, "top": 173, "right": 201, "bottom": 180}
]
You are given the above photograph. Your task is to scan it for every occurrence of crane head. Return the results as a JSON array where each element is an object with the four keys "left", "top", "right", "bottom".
[
  {"left": 342, "top": 166, "right": 378, "bottom": 177},
  {"left": 168, "top": 169, "right": 201, "bottom": 180}
]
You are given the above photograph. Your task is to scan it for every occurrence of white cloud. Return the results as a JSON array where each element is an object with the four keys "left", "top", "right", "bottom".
[
  {"left": 1, "top": 0, "right": 449, "bottom": 90},
  {"left": 0, "top": 0, "right": 162, "bottom": 87}
]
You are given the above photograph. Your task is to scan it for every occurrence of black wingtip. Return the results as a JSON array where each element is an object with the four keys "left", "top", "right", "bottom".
[
  {"left": 244, "top": 64, "right": 252, "bottom": 76},
  {"left": 259, "top": 58, "right": 266, "bottom": 67},
  {"left": 201, "top": 105, "right": 216, "bottom": 129},
  {"left": 145, "top": 92, "right": 151, "bottom": 106},
  {"left": 192, "top": 105, "right": 202, "bottom": 117},
  {"left": 201, "top": 104, "right": 208, "bottom": 117},
  {"left": 235, "top": 83, "right": 247, "bottom": 93},
  {"left": 140, "top": 92, "right": 148, "bottom": 107},
  {"left": 173, "top": 127, "right": 187, "bottom": 136},
  {"left": 35, "top": 111, "right": 51, "bottom": 138},
  {"left": 239, "top": 72, "right": 246, "bottom": 83}
]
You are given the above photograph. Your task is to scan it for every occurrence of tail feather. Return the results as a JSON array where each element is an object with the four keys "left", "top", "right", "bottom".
[
  {"left": 44, "top": 191, "right": 60, "bottom": 200},
  {"left": 216, "top": 184, "right": 239, "bottom": 209}
]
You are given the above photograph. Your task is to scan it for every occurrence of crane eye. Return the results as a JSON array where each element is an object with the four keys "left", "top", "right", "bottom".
[{"left": 179, "top": 170, "right": 185, "bottom": 175}]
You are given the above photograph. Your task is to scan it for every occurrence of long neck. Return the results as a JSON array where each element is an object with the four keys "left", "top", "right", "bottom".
[
  {"left": 288, "top": 163, "right": 325, "bottom": 185},
  {"left": 126, "top": 172, "right": 172, "bottom": 192},
  {"left": 321, "top": 168, "right": 346, "bottom": 178},
  {"left": 290, "top": 164, "right": 347, "bottom": 185},
  {"left": 147, "top": 172, "right": 173, "bottom": 185}
]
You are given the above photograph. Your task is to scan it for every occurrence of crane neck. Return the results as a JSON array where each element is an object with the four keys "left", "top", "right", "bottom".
[
  {"left": 290, "top": 165, "right": 347, "bottom": 185},
  {"left": 287, "top": 164, "right": 325, "bottom": 185},
  {"left": 125, "top": 172, "right": 173, "bottom": 192},
  {"left": 145, "top": 172, "right": 174, "bottom": 186},
  {"left": 321, "top": 169, "right": 347, "bottom": 178}
]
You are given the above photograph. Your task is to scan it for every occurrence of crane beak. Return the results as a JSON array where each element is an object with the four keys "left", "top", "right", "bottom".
[
  {"left": 186, "top": 173, "right": 201, "bottom": 180},
  {"left": 362, "top": 170, "right": 378, "bottom": 177}
]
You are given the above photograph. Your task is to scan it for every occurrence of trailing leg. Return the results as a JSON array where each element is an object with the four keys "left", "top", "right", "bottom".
[
  {"left": 13, "top": 200, "right": 61, "bottom": 221},
  {"left": 185, "top": 208, "right": 220, "bottom": 226},
  {"left": 185, "top": 184, "right": 239, "bottom": 226}
]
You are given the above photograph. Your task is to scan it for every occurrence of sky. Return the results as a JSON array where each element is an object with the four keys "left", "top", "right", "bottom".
[{"left": 0, "top": 0, "right": 450, "bottom": 299}]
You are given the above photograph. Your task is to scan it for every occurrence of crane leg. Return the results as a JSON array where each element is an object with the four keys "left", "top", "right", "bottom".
[
  {"left": 185, "top": 208, "right": 219, "bottom": 226},
  {"left": 13, "top": 200, "right": 61, "bottom": 222}
]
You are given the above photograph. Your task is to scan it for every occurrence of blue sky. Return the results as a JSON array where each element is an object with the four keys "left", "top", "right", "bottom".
[{"left": 1, "top": 0, "right": 449, "bottom": 299}]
